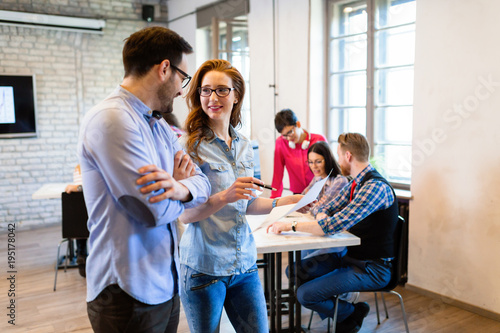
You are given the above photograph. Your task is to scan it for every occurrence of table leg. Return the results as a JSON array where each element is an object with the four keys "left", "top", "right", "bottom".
[
  {"left": 269, "top": 254, "right": 276, "bottom": 333},
  {"left": 276, "top": 253, "right": 282, "bottom": 332},
  {"left": 288, "top": 251, "right": 295, "bottom": 331},
  {"left": 295, "top": 250, "right": 302, "bottom": 333}
]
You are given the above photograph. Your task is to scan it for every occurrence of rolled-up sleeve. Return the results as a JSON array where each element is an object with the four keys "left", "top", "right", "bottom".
[{"left": 81, "top": 104, "right": 210, "bottom": 227}]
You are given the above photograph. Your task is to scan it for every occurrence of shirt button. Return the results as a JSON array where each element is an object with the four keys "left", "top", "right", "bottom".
[
  {"left": 232, "top": 162, "right": 235, "bottom": 166},
  {"left": 226, "top": 148, "right": 229, "bottom": 152},
  {"left": 237, "top": 248, "right": 241, "bottom": 251}
]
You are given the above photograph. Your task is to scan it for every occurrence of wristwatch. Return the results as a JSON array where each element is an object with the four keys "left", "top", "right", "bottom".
[
  {"left": 272, "top": 198, "right": 279, "bottom": 208},
  {"left": 77, "top": 185, "right": 83, "bottom": 192},
  {"left": 291, "top": 221, "right": 298, "bottom": 232}
]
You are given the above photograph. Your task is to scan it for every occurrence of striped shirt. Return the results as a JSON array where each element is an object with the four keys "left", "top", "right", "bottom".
[{"left": 316, "top": 164, "right": 395, "bottom": 235}]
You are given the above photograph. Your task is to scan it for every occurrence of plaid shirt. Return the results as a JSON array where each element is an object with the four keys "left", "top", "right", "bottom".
[{"left": 316, "top": 164, "right": 395, "bottom": 235}]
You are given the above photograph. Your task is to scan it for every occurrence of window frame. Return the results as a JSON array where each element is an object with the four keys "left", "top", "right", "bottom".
[{"left": 326, "top": 0, "right": 415, "bottom": 189}]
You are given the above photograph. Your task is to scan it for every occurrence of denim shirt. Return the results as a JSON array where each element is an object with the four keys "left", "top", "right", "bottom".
[{"left": 179, "top": 126, "right": 257, "bottom": 276}]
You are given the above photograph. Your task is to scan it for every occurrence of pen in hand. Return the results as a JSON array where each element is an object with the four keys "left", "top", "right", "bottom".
[{"left": 254, "top": 183, "right": 277, "bottom": 191}]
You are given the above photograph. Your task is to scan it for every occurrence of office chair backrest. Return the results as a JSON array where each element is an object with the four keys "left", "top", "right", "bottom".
[
  {"left": 251, "top": 140, "right": 261, "bottom": 180},
  {"left": 384, "top": 216, "right": 406, "bottom": 290},
  {"left": 61, "top": 192, "right": 89, "bottom": 239}
]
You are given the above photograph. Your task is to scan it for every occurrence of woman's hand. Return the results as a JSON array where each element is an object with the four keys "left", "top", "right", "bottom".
[
  {"left": 316, "top": 212, "right": 328, "bottom": 220},
  {"left": 220, "top": 177, "right": 264, "bottom": 204},
  {"left": 275, "top": 194, "right": 303, "bottom": 206},
  {"left": 274, "top": 195, "right": 317, "bottom": 213},
  {"left": 297, "top": 200, "right": 317, "bottom": 213},
  {"left": 65, "top": 184, "right": 81, "bottom": 193}
]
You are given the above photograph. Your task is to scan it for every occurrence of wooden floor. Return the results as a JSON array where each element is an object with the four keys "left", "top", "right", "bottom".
[{"left": 1, "top": 224, "right": 499, "bottom": 333}]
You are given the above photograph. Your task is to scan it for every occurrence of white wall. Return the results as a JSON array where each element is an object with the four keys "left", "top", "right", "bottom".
[
  {"left": 410, "top": 0, "right": 500, "bottom": 314},
  {"left": 0, "top": 1, "right": 148, "bottom": 230},
  {"left": 168, "top": 0, "right": 313, "bottom": 185}
]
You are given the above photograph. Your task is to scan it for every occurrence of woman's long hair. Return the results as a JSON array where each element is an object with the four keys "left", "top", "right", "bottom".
[
  {"left": 184, "top": 59, "right": 245, "bottom": 164},
  {"left": 307, "top": 141, "right": 342, "bottom": 178}
]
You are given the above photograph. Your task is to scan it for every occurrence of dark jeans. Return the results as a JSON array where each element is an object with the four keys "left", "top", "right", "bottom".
[
  {"left": 87, "top": 284, "right": 180, "bottom": 333},
  {"left": 296, "top": 252, "right": 391, "bottom": 323}
]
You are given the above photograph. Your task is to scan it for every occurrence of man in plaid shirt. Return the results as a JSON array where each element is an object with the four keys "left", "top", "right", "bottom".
[{"left": 267, "top": 132, "right": 399, "bottom": 333}]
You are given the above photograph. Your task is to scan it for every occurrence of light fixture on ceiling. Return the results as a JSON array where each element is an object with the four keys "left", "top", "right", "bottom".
[{"left": 0, "top": 10, "right": 106, "bottom": 34}]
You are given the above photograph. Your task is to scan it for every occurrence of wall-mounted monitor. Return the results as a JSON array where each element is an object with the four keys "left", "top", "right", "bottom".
[{"left": 0, "top": 74, "right": 37, "bottom": 138}]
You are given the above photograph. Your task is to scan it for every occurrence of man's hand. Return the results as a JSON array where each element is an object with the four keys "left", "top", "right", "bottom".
[
  {"left": 137, "top": 165, "right": 191, "bottom": 203},
  {"left": 266, "top": 221, "right": 292, "bottom": 234},
  {"left": 316, "top": 212, "right": 328, "bottom": 220},
  {"left": 172, "top": 150, "right": 196, "bottom": 181}
]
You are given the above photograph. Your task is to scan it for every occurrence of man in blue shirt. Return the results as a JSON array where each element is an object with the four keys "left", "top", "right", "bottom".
[
  {"left": 267, "top": 132, "right": 399, "bottom": 333},
  {"left": 78, "top": 27, "right": 210, "bottom": 333}
]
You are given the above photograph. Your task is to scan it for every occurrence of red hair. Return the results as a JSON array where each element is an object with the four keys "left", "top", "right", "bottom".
[{"left": 184, "top": 59, "right": 245, "bottom": 164}]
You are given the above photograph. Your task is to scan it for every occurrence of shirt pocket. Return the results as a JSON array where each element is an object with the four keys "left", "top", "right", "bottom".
[
  {"left": 238, "top": 160, "right": 254, "bottom": 178},
  {"left": 208, "top": 162, "right": 233, "bottom": 193}
]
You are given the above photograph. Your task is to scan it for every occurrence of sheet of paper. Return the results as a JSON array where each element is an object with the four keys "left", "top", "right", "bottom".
[
  {"left": 284, "top": 174, "right": 330, "bottom": 214},
  {"left": 251, "top": 175, "right": 330, "bottom": 232}
]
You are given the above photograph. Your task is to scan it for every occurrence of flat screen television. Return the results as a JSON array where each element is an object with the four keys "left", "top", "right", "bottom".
[{"left": 0, "top": 74, "right": 37, "bottom": 138}]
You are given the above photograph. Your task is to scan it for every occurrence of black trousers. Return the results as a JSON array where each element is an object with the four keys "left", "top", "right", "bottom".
[{"left": 87, "top": 284, "right": 180, "bottom": 333}]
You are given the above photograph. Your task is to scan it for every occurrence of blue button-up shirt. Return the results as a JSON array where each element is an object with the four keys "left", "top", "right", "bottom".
[
  {"left": 179, "top": 127, "right": 257, "bottom": 276},
  {"left": 78, "top": 86, "right": 210, "bottom": 304}
]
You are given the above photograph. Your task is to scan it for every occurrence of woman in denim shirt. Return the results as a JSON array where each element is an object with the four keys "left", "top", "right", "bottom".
[{"left": 177, "top": 59, "right": 301, "bottom": 333}]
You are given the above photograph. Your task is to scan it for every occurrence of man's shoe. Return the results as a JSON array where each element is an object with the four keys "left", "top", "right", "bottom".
[
  {"left": 351, "top": 302, "right": 370, "bottom": 328},
  {"left": 336, "top": 302, "right": 369, "bottom": 333},
  {"left": 336, "top": 318, "right": 360, "bottom": 333},
  {"left": 76, "top": 255, "right": 86, "bottom": 278}
]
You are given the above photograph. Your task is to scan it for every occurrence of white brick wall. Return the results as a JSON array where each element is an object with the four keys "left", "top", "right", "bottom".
[{"left": 0, "top": 0, "right": 168, "bottom": 231}]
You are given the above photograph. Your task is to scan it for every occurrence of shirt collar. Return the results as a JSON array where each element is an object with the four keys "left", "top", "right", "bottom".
[
  {"left": 207, "top": 125, "right": 240, "bottom": 144},
  {"left": 353, "top": 164, "right": 375, "bottom": 185},
  {"left": 117, "top": 85, "right": 155, "bottom": 118}
]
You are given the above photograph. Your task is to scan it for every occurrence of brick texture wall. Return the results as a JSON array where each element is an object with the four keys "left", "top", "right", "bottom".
[{"left": 0, "top": 1, "right": 168, "bottom": 231}]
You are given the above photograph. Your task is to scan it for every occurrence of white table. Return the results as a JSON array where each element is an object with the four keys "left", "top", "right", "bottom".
[
  {"left": 248, "top": 215, "right": 360, "bottom": 333},
  {"left": 31, "top": 183, "right": 67, "bottom": 200}
]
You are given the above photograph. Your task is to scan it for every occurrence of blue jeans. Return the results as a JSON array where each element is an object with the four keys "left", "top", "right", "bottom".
[
  {"left": 296, "top": 252, "right": 391, "bottom": 323},
  {"left": 180, "top": 264, "right": 268, "bottom": 333}
]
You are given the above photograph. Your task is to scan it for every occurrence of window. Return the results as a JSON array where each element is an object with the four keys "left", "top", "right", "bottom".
[
  {"left": 196, "top": 2, "right": 251, "bottom": 137},
  {"left": 216, "top": 18, "right": 251, "bottom": 138},
  {"left": 328, "top": 0, "right": 416, "bottom": 186}
]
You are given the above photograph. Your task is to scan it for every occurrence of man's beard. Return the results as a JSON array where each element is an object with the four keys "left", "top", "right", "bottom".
[
  {"left": 157, "top": 79, "right": 175, "bottom": 114},
  {"left": 340, "top": 163, "right": 350, "bottom": 176}
]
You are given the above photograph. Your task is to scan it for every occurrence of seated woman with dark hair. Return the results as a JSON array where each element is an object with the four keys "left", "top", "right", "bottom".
[
  {"left": 301, "top": 141, "right": 349, "bottom": 258},
  {"left": 303, "top": 141, "right": 348, "bottom": 216}
]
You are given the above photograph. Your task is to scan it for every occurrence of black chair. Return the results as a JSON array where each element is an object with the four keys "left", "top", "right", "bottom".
[
  {"left": 53, "top": 191, "right": 89, "bottom": 291},
  {"left": 307, "top": 216, "right": 410, "bottom": 333}
]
